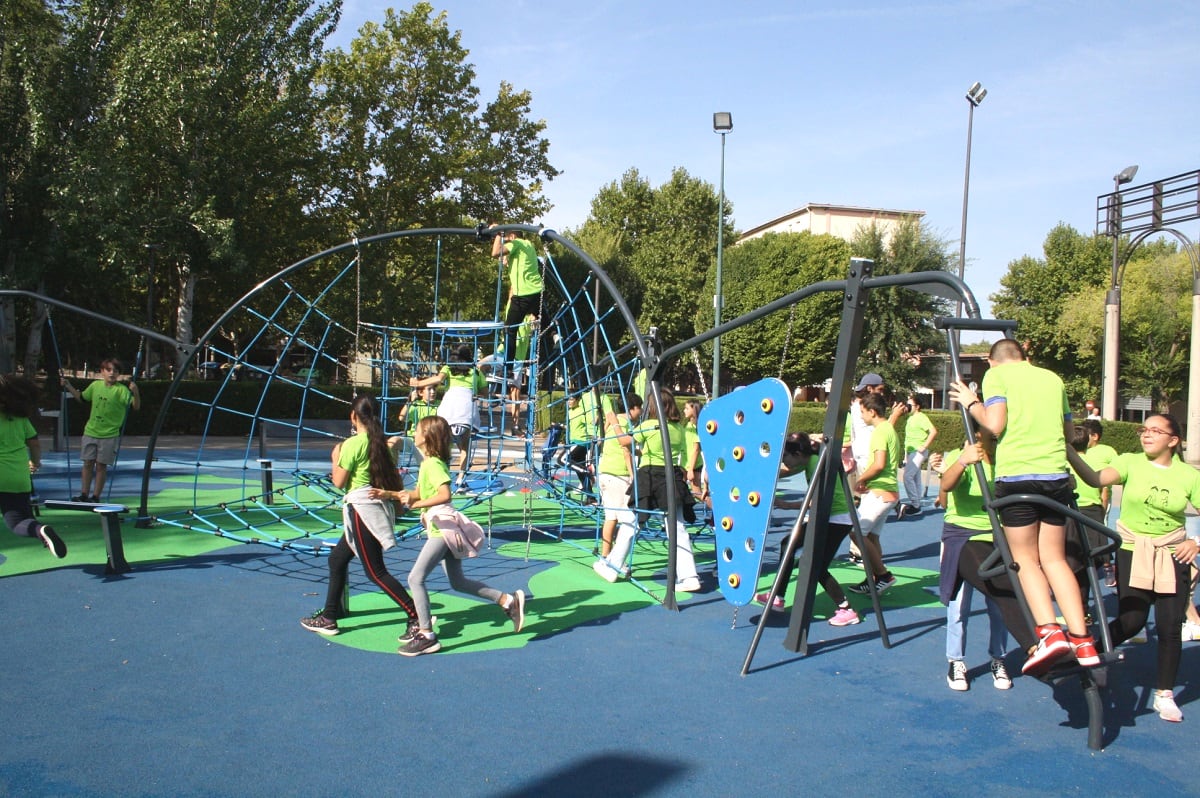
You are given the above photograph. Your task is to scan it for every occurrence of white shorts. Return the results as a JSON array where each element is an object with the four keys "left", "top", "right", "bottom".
[
  {"left": 598, "top": 473, "right": 634, "bottom": 524},
  {"left": 857, "top": 492, "right": 897, "bottom": 537}
]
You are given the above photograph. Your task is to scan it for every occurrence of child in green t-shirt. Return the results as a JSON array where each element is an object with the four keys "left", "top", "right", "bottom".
[
  {"left": 0, "top": 375, "right": 66, "bottom": 557},
  {"left": 61, "top": 358, "right": 140, "bottom": 502}
]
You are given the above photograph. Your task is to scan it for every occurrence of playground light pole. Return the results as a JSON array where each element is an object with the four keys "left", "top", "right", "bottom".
[
  {"left": 956, "top": 82, "right": 986, "bottom": 325},
  {"left": 1101, "top": 164, "right": 1138, "bottom": 420},
  {"left": 712, "top": 111, "right": 732, "bottom": 398}
]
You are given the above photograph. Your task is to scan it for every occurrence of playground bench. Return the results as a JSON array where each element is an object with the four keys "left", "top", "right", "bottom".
[{"left": 41, "top": 500, "right": 131, "bottom": 574}]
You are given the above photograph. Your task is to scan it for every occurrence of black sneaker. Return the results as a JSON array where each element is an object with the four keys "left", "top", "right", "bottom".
[
  {"left": 89, "top": 495, "right": 101, "bottom": 503},
  {"left": 300, "top": 610, "right": 340, "bottom": 636},
  {"left": 397, "top": 616, "right": 437, "bottom": 643},
  {"left": 72, "top": 494, "right": 89, "bottom": 503},
  {"left": 37, "top": 524, "right": 67, "bottom": 558},
  {"left": 504, "top": 589, "right": 526, "bottom": 633},
  {"left": 848, "top": 573, "right": 896, "bottom": 595},
  {"left": 398, "top": 632, "right": 441, "bottom": 656}
]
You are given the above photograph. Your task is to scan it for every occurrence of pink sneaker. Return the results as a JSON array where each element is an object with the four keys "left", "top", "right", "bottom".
[
  {"left": 829, "top": 606, "right": 861, "bottom": 627},
  {"left": 754, "top": 592, "right": 785, "bottom": 612}
]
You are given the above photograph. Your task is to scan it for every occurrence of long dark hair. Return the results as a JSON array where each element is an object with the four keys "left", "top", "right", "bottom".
[
  {"left": 350, "top": 394, "right": 403, "bottom": 492},
  {"left": 447, "top": 343, "right": 474, "bottom": 376},
  {"left": 0, "top": 374, "right": 40, "bottom": 419}
]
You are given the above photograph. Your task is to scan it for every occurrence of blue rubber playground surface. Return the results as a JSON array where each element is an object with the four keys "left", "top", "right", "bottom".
[{"left": 3, "top": 436, "right": 1199, "bottom": 797}]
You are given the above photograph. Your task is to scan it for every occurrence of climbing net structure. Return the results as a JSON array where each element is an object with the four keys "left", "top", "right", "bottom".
[{"left": 139, "top": 226, "right": 681, "bottom": 560}]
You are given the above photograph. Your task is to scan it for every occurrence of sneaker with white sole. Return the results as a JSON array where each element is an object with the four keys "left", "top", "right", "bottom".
[
  {"left": 300, "top": 610, "right": 339, "bottom": 636},
  {"left": 504, "top": 590, "right": 526, "bottom": 633},
  {"left": 990, "top": 658, "right": 1012, "bottom": 690},
  {"left": 398, "top": 616, "right": 436, "bottom": 643},
  {"left": 1022, "top": 624, "right": 1072, "bottom": 675},
  {"left": 947, "top": 660, "right": 969, "bottom": 691},
  {"left": 1153, "top": 689, "right": 1183, "bottom": 722},
  {"left": 1182, "top": 620, "right": 1200, "bottom": 642},
  {"left": 593, "top": 559, "right": 619, "bottom": 583},
  {"left": 847, "top": 573, "right": 896, "bottom": 595},
  {"left": 754, "top": 592, "right": 785, "bottom": 612},
  {"left": 676, "top": 576, "right": 702, "bottom": 593},
  {"left": 37, "top": 524, "right": 67, "bottom": 559},
  {"left": 398, "top": 631, "right": 441, "bottom": 657},
  {"left": 829, "top": 606, "right": 860, "bottom": 627}
]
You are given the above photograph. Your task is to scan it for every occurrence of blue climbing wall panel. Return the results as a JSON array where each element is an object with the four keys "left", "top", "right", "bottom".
[{"left": 698, "top": 378, "right": 791, "bottom": 607}]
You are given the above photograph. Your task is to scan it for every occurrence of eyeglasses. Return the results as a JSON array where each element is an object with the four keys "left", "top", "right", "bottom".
[{"left": 1136, "top": 426, "right": 1174, "bottom": 437}]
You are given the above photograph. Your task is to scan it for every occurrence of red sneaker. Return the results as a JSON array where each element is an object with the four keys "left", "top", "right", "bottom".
[
  {"left": 1022, "top": 624, "right": 1072, "bottom": 675},
  {"left": 1068, "top": 632, "right": 1100, "bottom": 667}
]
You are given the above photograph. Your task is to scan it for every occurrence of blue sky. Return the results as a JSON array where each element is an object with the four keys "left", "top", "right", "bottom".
[{"left": 332, "top": 1, "right": 1200, "bottom": 324}]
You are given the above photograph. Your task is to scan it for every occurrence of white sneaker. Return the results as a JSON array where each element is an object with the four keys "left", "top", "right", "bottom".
[
  {"left": 990, "top": 658, "right": 1012, "bottom": 690},
  {"left": 1153, "top": 689, "right": 1183, "bottom": 722},
  {"left": 675, "top": 576, "right": 702, "bottom": 592},
  {"left": 1182, "top": 620, "right": 1200, "bottom": 642},
  {"left": 593, "top": 559, "right": 618, "bottom": 583},
  {"left": 947, "top": 660, "right": 969, "bottom": 691}
]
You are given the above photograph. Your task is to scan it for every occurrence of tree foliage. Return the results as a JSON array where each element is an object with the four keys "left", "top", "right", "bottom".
[{"left": 850, "top": 217, "right": 954, "bottom": 393}]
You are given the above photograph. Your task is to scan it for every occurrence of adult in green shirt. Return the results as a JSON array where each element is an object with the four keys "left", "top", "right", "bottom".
[
  {"left": 1068, "top": 413, "right": 1200, "bottom": 723},
  {"left": 62, "top": 358, "right": 140, "bottom": 502}
]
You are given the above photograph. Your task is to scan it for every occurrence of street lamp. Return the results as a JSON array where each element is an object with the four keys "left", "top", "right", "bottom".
[
  {"left": 1101, "top": 164, "right": 1138, "bottom": 419},
  {"left": 956, "top": 82, "right": 986, "bottom": 322},
  {"left": 712, "top": 111, "right": 732, "bottom": 398}
]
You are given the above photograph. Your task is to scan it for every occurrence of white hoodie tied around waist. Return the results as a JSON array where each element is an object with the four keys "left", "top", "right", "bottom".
[{"left": 342, "top": 485, "right": 398, "bottom": 555}]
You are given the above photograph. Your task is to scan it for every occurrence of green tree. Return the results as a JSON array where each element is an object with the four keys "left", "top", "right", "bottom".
[
  {"left": 990, "top": 224, "right": 1111, "bottom": 389},
  {"left": 716, "top": 231, "right": 850, "bottom": 388},
  {"left": 992, "top": 223, "right": 1177, "bottom": 405},
  {"left": 850, "top": 217, "right": 954, "bottom": 392},
  {"left": 1060, "top": 249, "right": 1191, "bottom": 410},
  {"left": 47, "top": 0, "right": 340, "bottom": 371},
  {"left": 313, "top": 3, "right": 558, "bottom": 334}
]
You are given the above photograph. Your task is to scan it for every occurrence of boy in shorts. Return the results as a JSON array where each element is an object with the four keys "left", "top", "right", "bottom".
[
  {"left": 950, "top": 339, "right": 1097, "bottom": 675},
  {"left": 846, "top": 391, "right": 902, "bottom": 594},
  {"left": 62, "top": 358, "right": 140, "bottom": 502}
]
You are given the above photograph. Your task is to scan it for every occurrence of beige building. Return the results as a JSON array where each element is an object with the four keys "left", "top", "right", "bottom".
[{"left": 739, "top": 203, "right": 924, "bottom": 244}]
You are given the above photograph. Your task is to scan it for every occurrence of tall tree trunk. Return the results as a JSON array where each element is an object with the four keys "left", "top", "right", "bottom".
[
  {"left": 23, "top": 298, "right": 48, "bottom": 376},
  {"left": 174, "top": 259, "right": 196, "bottom": 373}
]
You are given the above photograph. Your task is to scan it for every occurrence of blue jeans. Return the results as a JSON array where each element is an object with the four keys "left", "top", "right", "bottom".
[{"left": 946, "top": 579, "right": 1009, "bottom": 661}]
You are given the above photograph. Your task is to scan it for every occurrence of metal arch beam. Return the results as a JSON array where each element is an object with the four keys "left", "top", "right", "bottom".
[
  {"left": 1103, "top": 225, "right": 1200, "bottom": 464},
  {"left": 0, "top": 289, "right": 192, "bottom": 357}
]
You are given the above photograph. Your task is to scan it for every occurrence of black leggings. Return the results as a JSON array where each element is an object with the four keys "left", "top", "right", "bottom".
[
  {"left": 0, "top": 491, "right": 39, "bottom": 538},
  {"left": 323, "top": 506, "right": 415, "bottom": 621},
  {"left": 776, "top": 522, "right": 850, "bottom": 606},
  {"left": 1110, "top": 547, "right": 1189, "bottom": 690},
  {"left": 957, "top": 541, "right": 1037, "bottom": 652}
]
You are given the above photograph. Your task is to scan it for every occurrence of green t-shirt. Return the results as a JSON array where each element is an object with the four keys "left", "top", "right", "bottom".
[
  {"left": 439, "top": 365, "right": 486, "bottom": 393},
  {"left": 942, "top": 448, "right": 994, "bottom": 532},
  {"left": 684, "top": 421, "right": 702, "bottom": 470},
  {"left": 632, "top": 420, "right": 685, "bottom": 469},
  {"left": 0, "top": 414, "right": 36, "bottom": 493},
  {"left": 1111, "top": 453, "right": 1200, "bottom": 546},
  {"left": 505, "top": 238, "right": 543, "bottom": 297},
  {"left": 904, "top": 410, "right": 934, "bottom": 455},
  {"left": 418, "top": 455, "right": 452, "bottom": 538},
  {"left": 598, "top": 412, "right": 632, "bottom": 477},
  {"left": 982, "top": 360, "right": 1070, "bottom": 480},
  {"left": 404, "top": 400, "right": 438, "bottom": 435},
  {"left": 1071, "top": 443, "right": 1117, "bottom": 508},
  {"left": 865, "top": 421, "right": 900, "bottom": 493},
  {"left": 804, "top": 454, "right": 850, "bottom": 518},
  {"left": 336, "top": 432, "right": 373, "bottom": 492},
  {"left": 567, "top": 401, "right": 593, "bottom": 445},
  {"left": 81, "top": 380, "right": 135, "bottom": 438}
]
